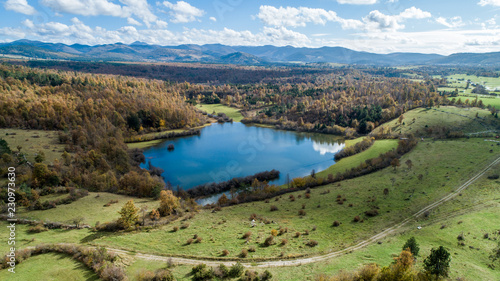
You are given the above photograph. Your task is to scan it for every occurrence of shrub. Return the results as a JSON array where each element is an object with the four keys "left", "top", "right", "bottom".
[
  {"left": 181, "top": 222, "right": 190, "bottom": 229},
  {"left": 216, "top": 264, "right": 229, "bottom": 279},
  {"left": 243, "top": 270, "right": 258, "bottom": 281},
  {"left": 172, "top": 226, "right": 179, "bottom": 232},
  {"left": 298, "top": 209, "right": 306, "bottom": 216},
  {"left": 281, "top": 239, "right": 288, "bottom": 246},
  {"left": 222, "top": 249, "right": 229, "bottom": 256},
  {"left": 365, "top": 209, "right": 379, "bottom": 217},
  {"left": 306, "top": 240, "right": 318, "bottom": 247},
  {"left": 270, "top": 205, "right": 278, "bottom": 211},
  {"left": 295, "top": 232, "right": 301, "bottom": 238},
  {"left": 240, "top": 249, "right": 248, "bottom": 258},
  {"left": 271, "top": 229, "right": 278, "bottom": 236},
  {"left": 243, "top": 231, "right": 252, "bottom": 239},
  {"left": 289, "top": 195, "right": 295, "bottom": 201},
  {"left": 333, "top": 221, "right": 341, "bottom": 227},
  {"left": 304, "top": 230, "right": 309, "bottom": 235},
  {"left": 154, "top": 269, "right": 174, "bottom": 281},
  {"left": 28, "top": 224, "right": 48, "bottom": 233},
  {"left": 353, "top": 216, "right": 361, "bottom": 222},
  {"left": 264, "top": 236, "right": 274, "bottom": 246},
  {"left": 186, "top": 238, "right": 194, "bottom": 245},
  {"left": 196, "top": 237, "right": 203, "bottom": 243},
  {"left": 248, "top": 246, "right": 256, "bottom": 252},
  {"left": 302, "top": 204, "right": 306, "bottom": 209},
  {"left": 279, "top": 227, "right": 288, "bottom": 235},
  {"left": 312, "top": 225, "right": 317, "bottom": 231},
  {"left": 261, "top": 270, "right": 273, "bottom": 281},
  {"left": 228, "top": 262, "right": 244, "bottom": 278},
  {"left": 100, "top": 265, "right": 127, "bottom": 281}
]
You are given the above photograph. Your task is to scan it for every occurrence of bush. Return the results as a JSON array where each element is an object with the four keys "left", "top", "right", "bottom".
[
  {"left": 270, "top": 205, "right": 278, "bottom": 211},
  {"left": 298, "top": 209, "right": 306, "bottom": 216},
  {"left": 264, "top": 236, "right": 274, "bottom": 246},
  {"left": 181, "top": 222, "right": 190, "bottom": 229},
  {"left": 279, "top": 227, "right": 288, "bottom": 235},
  {"left": 353, "top": 216, "right": 361, "bottom": 222},
  {"left": 248, "top": 246, "right": 256, "bottom": 252},
  {"left": 281, "top": 239, "right": 288, "bottom": 246},
  {"left": 306, "top": 240, "right": 318, "bottom": 247},
  {"left": 365, "top": 209, "right": 379, "bottom": 217},
  {"left": 295, "top": 232, "right": 301, "bottom": 238},
  {"left": 333, "top": 221, "right": 341, "bottom": 227},
  {"left": 215, "top": 264, "right": 229, "bottom": 279},
  {"left": 100, "top": 265, "right": 127, "bottom": 281},
  {"left": 195, "top": 237, "right": 203, "bottom": 243},
  {"left": 261, "top": 270, "right": 273, "bottom": 281},
  {"left": 271, "top": 229, "right": 278, "bottom": 236},
  {"left": 228, "top": 262, "right": 244, "bottom": 278},
  {"left": 172, "top": 226, "right": 179, "bottom": 232},
  {"left": 243, "top": 231, "right": 252, "bottom": 239},
  {"left": 186, "top": 238, "right": 194, "bottom": 245},
  {"left": 222, "top": 249, "right": 229, "bottom": 256},
  {"left": 28, "top": 224, "right": 48, "bottom": 233},
  {"left": 240, "top": 249, "right": 248, "bottom": 258}
]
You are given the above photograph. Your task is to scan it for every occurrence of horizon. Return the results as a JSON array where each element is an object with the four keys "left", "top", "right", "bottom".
[{"left": 0, "top": 0, "right": 499, "bottom": 56}]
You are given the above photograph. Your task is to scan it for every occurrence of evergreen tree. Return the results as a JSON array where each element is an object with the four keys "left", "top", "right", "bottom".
[
  {"left": 402, "top": 237, "right": 420, "bottom": 257},
  {"left": 423, "top": 246, "right": 451, "bottom": 278}
]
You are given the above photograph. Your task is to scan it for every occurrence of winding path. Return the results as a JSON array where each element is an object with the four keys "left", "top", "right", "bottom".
[{"left": 108, "top": 156, "right": 500, "bottom": 268}]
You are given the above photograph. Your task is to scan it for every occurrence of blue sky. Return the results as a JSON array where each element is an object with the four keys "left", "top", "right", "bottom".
[{"left": 0, "top": 0, "right": 499, "bottom": 54}]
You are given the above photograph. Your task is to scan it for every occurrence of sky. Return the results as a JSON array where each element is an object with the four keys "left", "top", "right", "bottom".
[{"left": 0, "top": 0, "right": 499, "bottom": 55}]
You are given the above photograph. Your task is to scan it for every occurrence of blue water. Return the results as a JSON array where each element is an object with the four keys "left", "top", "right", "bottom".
[{"left": 141, "top": 123, "right": 345, "bottom": 190}]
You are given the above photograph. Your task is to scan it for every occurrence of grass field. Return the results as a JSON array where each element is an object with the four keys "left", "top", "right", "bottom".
[
  {"left": 19, "top": 192, "right": 156, "bottom": 226},
  {"left": 0, "top": 128, "right": 67, "bottom": 164},
  {"left": 196, "top": 103, "right": 244, "bottom": 122},
  {"left": 372, "top": 106, "right": 500, "bottom": 136},
  {"left": 0, "top": 252, "right": 99, "bottom": 281},
  {"left": 440, "top": 74, "right": 500, "bottom": 109},
  {"left": 87, "top": 138, "right": 498, "bottom": 260}
]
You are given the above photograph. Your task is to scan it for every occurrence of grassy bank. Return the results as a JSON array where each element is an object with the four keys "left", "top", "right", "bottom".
[{"left": 196, "top": 103, "right": 244, "bottom": 122}]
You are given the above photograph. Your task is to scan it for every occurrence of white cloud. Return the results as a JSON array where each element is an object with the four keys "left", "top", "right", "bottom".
[
  {"left": 163, "top": 1, "right": 204, "bottom": 23},
  {"left": 336, "top": 0, "right": 377, "bottom": 4},
  {"left": 436, "top": 16, "right": 464, "bottom": 28},
  {"left": 257, "top": 6, "right": 338, "bottom": 27},
  {"left": 127, "top": 18, "right": 142, "bottom": 26},
  {"left": 4, "top": 0, "right": 36, "bottom": 15},
  {"left": 478, "top": 0, "right": 500, "bottom": 6},
  {"left": 363, "top": 7, "right": 431, "bottom": 31},
  {"left": 41, "top": 0, "right": 125, "bottom": 17},
  {"left": 256, "top": 5, "right": 429, "bottom": 31},
  {"left": 40, "top": 0, "right": 158, "bottom": 27},
  {"left": 0, "top": 27, "right": 26, "bottom": 39},
  {"left": 209, "top": 17, "right": 217, "bottom": 22}
]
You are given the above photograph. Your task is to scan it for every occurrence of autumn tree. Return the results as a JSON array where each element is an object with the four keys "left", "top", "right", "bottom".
[
  {"left": 149, "top": 209, "right": 160, "bottom": 221},
  {"left": 158, "top": 190, "right": 180, "bottom": 217},
  {"left": 118, "top": 200, "right": 139, "bottom": 229},
  {"left": 423, "top": 246, "right": 451, "bottom": 279}
]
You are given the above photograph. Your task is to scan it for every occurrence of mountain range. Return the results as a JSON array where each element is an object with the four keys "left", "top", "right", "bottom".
[{"left": 0, "top": 39, "right": 499, "bottom": 66}]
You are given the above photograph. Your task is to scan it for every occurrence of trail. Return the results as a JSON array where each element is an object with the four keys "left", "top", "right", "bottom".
[{"left": 108, "top": 156, "right": 500, "bottom": 268}]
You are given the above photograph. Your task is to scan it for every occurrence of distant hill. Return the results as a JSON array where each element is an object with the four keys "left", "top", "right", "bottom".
[{"left": 1, "top": 39, "right": 499, "bottom": 66}]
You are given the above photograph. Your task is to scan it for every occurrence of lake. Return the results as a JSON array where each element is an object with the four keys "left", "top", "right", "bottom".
[{"left": 141, "top": 122, "right": 345, "bottom": 190}]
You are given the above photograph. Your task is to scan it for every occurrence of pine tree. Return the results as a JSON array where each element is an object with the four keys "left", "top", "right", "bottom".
[
  {"left": 423, "top": 246, "right": 451, "bottom": 278},
  {"left": 402, "top": 237, "right": 419, "bottom": 257}
]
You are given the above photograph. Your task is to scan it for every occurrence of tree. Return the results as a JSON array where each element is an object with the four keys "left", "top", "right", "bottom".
[
  {"left": 149, "top": 209, "right": 160, "bottom": 222},
  {"left": 35, "top": 150, "right": 45, "bottom": 163},
  {"left": 423, "top": 246, "right": 451, "bottom": 278},
  {"left": 118, "top": 200, "right": 139, "bottom": 229},
  {"left": 391, "top": 158, "right": 400, "bottom": 171},
  {"left": 159, "top": 190, "right": 180, "bottom": 216},
  {"left": 402, "top": 237, "right": 420, "bottom": 257},
  {"left": 72, "top": 216, "right": 85, "bottom": 228},
  {"left": 398, "top": 114, "right": 404, "bottom": 125}
]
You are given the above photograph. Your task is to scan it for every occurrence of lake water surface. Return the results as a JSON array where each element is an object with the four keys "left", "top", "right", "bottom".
[{"left": 141, "top": 123, "right": 345, "bottom": 189}]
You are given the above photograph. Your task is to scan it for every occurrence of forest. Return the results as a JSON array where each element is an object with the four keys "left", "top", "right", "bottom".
[{"left": 0, "top": 61, "right": 477, "bottom": 208}]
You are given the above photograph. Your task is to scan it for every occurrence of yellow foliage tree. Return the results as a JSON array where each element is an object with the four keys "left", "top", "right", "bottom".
[{"left": 158, "top": 190, "right": 180, "bottom": 217}]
